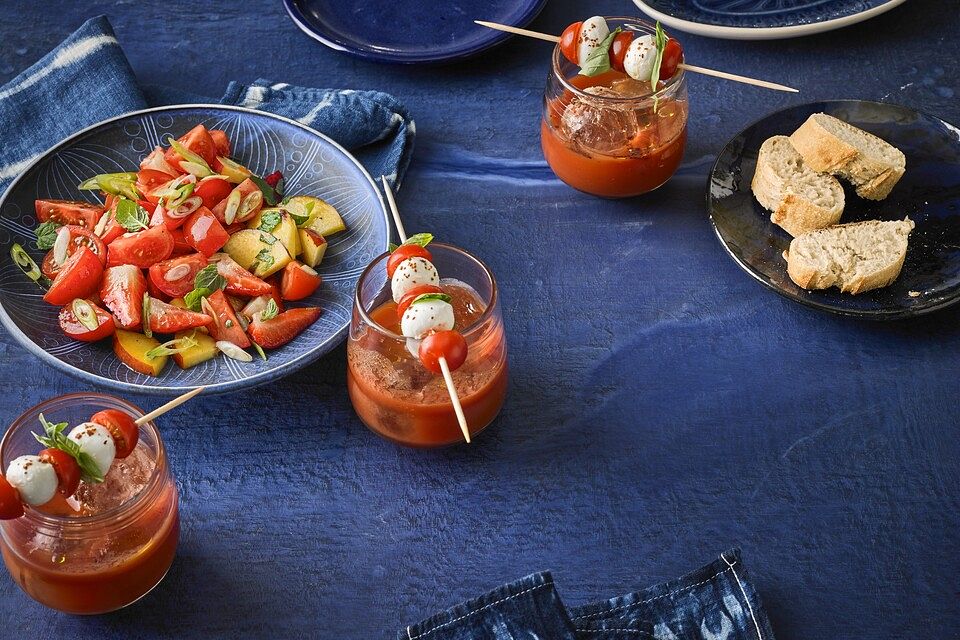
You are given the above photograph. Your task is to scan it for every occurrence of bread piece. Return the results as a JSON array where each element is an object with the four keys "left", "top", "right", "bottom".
[
  {"left": 752, "top": 136, "right": 844, "bottom": 236},
  {"left": 789, "top": 113, "right": 905, "bottom": 201},
  {"left": 785, "top": 218, "right": 914, "bottom": 294}
]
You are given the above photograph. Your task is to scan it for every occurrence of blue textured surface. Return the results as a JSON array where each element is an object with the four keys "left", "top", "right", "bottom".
[
  {"left": 636, "top": 0, "right": 897, "bottom": 28},
  {"left": 0, "top": 105, "right": 389, "bottom": 394},
  {"left": 0, "top": 1, "right": 957, "bottom": 639}
]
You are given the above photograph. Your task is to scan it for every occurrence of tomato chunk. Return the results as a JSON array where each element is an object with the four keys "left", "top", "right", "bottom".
[
  {"left": 43, "top": 247, "right": 103, "bottom": 306},
  {"left": 35, "top": 199, "right": 102, "bottom": 229},
  {"left": 148, "top": 202, "right": 188, "bottom": 231},
  {"left": 58, "top": 299, "right": 116, "bottom": 342},
  {"left": 171, "top": 228, "right": 193, "bottom": 256},
  {"left": 89, "top": 409, "right": 139, "bottom": 459},
  {"left": 99, "top": 265, "right": 148, "bottom": 329},
  {"left": 248, "top": 307, "right": 321, "bottom": 349},
  {"left": 40, "top": 226, "right": 107, "bottom": 280},
  {"left": 147, "top": 297, "right": 213, "bottom": 334},
  {"left": 202, "top": 289, "right": 250, "bottom": 347},
  {"left": 194, "top": 177, "right": 232, "bottom": 209},
  {"left": 107, "top": 224, "right": 174, "bottom": 268},
  {"left": 209, "top": 129, "right": 231, "bottom": 157},
  {"left": 148, "top": 253, "right": 208, "bottom": 298},
  {"left": 280, "top": 262, "right": 322, "bottom": 301},
  {"left": 183, "top": 206, "right": 229, "bottom": 257},
  {"left": 164, "top": 124, "right": 217, "bottom": 168}
]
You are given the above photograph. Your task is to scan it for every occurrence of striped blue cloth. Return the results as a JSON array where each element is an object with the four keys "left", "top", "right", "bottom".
[{"left": 0, "top": 16, "right": 415, "bottom": 197}]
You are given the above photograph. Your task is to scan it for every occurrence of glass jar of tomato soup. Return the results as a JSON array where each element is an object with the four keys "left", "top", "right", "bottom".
[
  {"left": 347, "top": 244, "right": 508, "bottom": 447},
  {"left": 541, "top": 17, "right": 688, "bottom": 198},
  {"left": 0, "top": 393, "right": 179, "bottom": 614}
]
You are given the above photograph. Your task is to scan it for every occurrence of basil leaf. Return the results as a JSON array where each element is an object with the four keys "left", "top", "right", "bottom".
[
  {"left": 650, "top": 22, "right": 668, "bottom": 112},
  {"left": 250, "top": 175, "right": 280, "bottom": 206},
  {"left": 260, "top": 298, "right": 279, "bottom": 321},
  {"left": 411, "top": 293, "right": 452, "bottom": 306},
  {"left": 115, "top": 198, "right": 149, "bottom": 232},
  {"left": 35, "top": 221, "right": 62, "bottom": 250},
  {"left": 194, "top": 264, "right": 226, "bottom": 292},
  {"left": 579, "top": 27, "right": 621, "bottom": 77},
  {"left": 388, "top": 243, "right": 399, "bottom": 252},
  {"left": 403, "top": 233, "right": 433, "bottom": 248},
  {"left": 183, "top": 288, "right": 212, "bottom": 312},
  {"left": 257, "top": 210, "right": 282, "bottom": 233}
]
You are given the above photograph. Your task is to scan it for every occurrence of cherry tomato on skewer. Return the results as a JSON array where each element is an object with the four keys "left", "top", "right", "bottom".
[
  {"left": 90, "top": 409, "right": 139, "bottom": 459},
  {"left": 559, "top": 21, "right": 582, "bottom": 64},
  {"left": 396, "top": 284, "right": 444, "bottom": 320},
  {"left": 38, "top": 448, "right": 81, "bottom": 497},
  {"left": 0, "top": 476, "right": 24, "bottom": 520},
  {"left": 609, "top": 31, "right": 634, "bottom": 72},
  {"left": 661, "top": 38, "right": 684, "bottom": 81},
  {"left": 418, "top": 330, "right": 468, "bottom": 375}
]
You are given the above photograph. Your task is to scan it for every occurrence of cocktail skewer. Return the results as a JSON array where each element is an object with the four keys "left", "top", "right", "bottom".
[
  {"left": 381, "top": 176, "right": 471, "bottom": 444},
  {"left": 474, "top": 20, "right": 799, "bottom": 93},
  {"left": 135, "top": 386, "right": 205, "bottom": 426}
]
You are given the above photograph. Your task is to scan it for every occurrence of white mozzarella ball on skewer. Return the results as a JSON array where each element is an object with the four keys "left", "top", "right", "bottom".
[
  {"left": 6, "top": 455, "right": 58, "bottom": 506},
  {"left": 68, "top": 422, "right": 116, "bottom": 478},
  {"left": 623, "top": 34, "right": 658, "bottom": 82},
  {"left": 391, "top": 257, "right": 440, "bottom": 302},
  {"left": 577, "top": 16, "right": 609, "bottom": 66},
  {"left": 400, "top": 297, "right": 455, "bottom": 339}
]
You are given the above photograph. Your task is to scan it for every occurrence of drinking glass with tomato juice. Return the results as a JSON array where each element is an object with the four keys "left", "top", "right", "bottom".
[
  {"left": 347, "top": 244, "right": 508, "bottom": 447},
  {"left": 0, "top": 394, "right": 179, "bottom": 614},
  {"left": 541, "top": 17, "right": 688, "bottom": 198}
]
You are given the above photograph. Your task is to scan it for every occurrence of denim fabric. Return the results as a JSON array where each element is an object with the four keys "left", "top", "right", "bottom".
[
  {"left": 400, "top": 550, "right": 775, "bottom": 640},
  {"left": 0, "top": 16, "right": 414, "bottom": 197}
]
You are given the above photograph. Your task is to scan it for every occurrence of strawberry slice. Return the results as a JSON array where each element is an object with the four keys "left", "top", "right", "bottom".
[
  {"left": 248, "top": 307, "right": 321, "bottom": 349},
  {"left": 213, "top": 254, "right": 272, "bottom": 297},
  {"left": 99, "top": 265, "right": 148, "bottom": 330},
  {"left": 202, "top": 289, "right": 250, "bottom": 347},
  {"left": 147, "top": 297, "right": 212, "bottom": 334}
]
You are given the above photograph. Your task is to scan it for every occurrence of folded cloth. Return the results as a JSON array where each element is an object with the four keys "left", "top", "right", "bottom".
[
  {"left": 0, "top": 16, "right": 414, "bottom": 198},
  {"left": 400, "top": 549, "right": 776, "bottom": 640}
]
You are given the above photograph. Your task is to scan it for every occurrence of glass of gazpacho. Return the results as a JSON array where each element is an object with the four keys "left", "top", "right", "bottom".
[
  {"left": 0, "top": 393, "right": 179, "bottom": 614},
  {"left": 347, "top": 243, "right": 508, "bottom": 447},
  {"left": 541, "top": 17, "right": 688, "bottom": 198}
]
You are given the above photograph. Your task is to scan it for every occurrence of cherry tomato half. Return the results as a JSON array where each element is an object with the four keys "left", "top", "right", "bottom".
[
  {"left": 559, "top": 21, "right": 582, "bottom": 64},
  {"left": 661, "top": 38, "right": 684, "bottom": 81},
  {"left": 38, "top": 448, "right": 81, "bottom": 496},
  {"left": 58, "top": 299, "right": 116, "bottom": 342},
  {"left": 107, "top": 224, "right": 174, "bottom": 268},
  {"left": 0, "top": 475, "right": 24, "bottom": 520},
  {"left": 40, "top": 226, "right": 107, "bottom": 280},
  {"left": 610, "top": 31, "right": 634, "bottom": 72},
  {"left": 418, "top": 330, "right": 468, "bottom": 375},
  {"left": 90, "top": 409, "right": 139, "bottom": 459},
  {"left": 35, "top": 199, "right": 103, "bottom": 229},
  {"left": 396, "top": 284, "right": 444, "bottom": 319},
  {"left": 194, "top": 177, "right": 232, "bottom": 210},
  {"left": 280, "top": 262, "right": 322, "bottom": 301},
  {"left": 43, "top": 246, "right": 103, "bottom": 306},
  {"left": 386, "top": 244, "right": 432, "bottom": 279}
]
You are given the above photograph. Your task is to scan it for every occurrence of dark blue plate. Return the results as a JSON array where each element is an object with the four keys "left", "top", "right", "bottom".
[
  {"left": 0, "top": 105, "right": 389, "bottom": 394},
  {"left": 709, "top": 100, "right": 960, "bottom": 320},
  {"left": 283, "top": 0, "right": 547, "bottom": 63},
  {"left": 633, "top": 0, "right": 907, "bottom": 39}
]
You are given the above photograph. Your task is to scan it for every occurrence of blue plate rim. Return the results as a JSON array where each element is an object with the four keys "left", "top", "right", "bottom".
[
  {"left": 282, "top": 0, "right": 548, "bottom": 63},
  {"left": 632, "top": 0, "right": 908, "bottom": 40},
  {"left": 0, "top": 103, "right": 390, "bottom": 395},
  {"left": 707, "top": 98, "right": 960, "bottom": 321}
]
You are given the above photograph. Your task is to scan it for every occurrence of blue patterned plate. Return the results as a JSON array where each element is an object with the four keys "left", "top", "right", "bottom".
[
  {"left": 283, "top": 0, "right": 547, "bottom": 63},
  {"left": 0, "top": 105, "right": 388, "bottom": 394},
  {"left": 633, "top": 0, "right": 907, "bottom": 39},
  {"left": 709, "top": 100, "right": 960, "bottom": 320}
]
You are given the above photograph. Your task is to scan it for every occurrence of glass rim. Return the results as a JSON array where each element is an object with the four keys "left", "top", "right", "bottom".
[
  {"left": 0, "top": 392, "right": 166, "bottom": 528},
  {"left": 354, "top": 242, "right": 498, "bottom": 341},
  {"left": 550, "top": 16, "right": 686, "bottom": 103}
]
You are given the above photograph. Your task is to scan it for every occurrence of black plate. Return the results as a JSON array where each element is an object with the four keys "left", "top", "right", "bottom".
[{"left": 709, "top": 100, "right": 960, "bottom": 319}]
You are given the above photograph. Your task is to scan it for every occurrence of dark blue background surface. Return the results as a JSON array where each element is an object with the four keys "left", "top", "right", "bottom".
[{"left": 1, "top": 1, "right": 957, "bottom": 638}]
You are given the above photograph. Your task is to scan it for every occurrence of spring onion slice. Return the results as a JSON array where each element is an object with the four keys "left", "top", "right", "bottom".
[
  {"left": 167, "top": 137, "right": 210, "bottom": 172},
  {"left": 71, "top": 299, "right": 100, "bottom": 331},
  {"left": 145, "top": 334, "right": 199, "bottom": 359},
  {"left": 216, "top": 340, "right": 253, "bottom": 362},
  {"left": 142, "top": 293, "right": 152, "bottom": 338},
  {"left": 11, "top": 244, "right": 50, "bottom": 288}
]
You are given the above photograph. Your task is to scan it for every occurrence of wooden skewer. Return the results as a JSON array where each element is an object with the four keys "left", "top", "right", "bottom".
[
  {"left": 380, "top": 176, "right": 471, "bottom": 444},
  {"left": 135, "top": 386, "right": 205, "bottom": 426},
  {"left": 474, "top": 20, "right": 799, "bottom": 93}
]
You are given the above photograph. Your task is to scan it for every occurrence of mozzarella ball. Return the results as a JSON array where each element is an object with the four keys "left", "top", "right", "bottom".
[
  {"left": 401, "top": 298, "right": 455, "bottom": 339},
  {"left": 68, "top": 422, "right": 116, "bottom": 477},
  {"left": 6, "top": 455, "right": 57, "bottom": 506},
  {"left": 577, "top": 16, "right": 610, "bottom": 66},
  {"left": 623, "top": 34, "right": 657, "bottom": 82},
  {"left": 391, "top": 257, "right": 439, "bottom": 302}
]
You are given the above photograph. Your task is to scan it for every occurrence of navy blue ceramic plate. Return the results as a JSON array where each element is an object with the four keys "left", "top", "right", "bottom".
[
  {"left": 0, "top": 105, "right": 389, "bottom": 394},
  {"left": 709, "top": 100, "right": 960, "bottom": 320},
  {"left": 633, "top": 0, "right": 907, "bottom": 39},
  {"left": 283, "top": 0, "right": 547, "bottom": 63}
]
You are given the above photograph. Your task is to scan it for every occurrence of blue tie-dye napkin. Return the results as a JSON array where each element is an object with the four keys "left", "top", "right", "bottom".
[{"left": 0, "top": 16, "right": 414, "bottom": 198}]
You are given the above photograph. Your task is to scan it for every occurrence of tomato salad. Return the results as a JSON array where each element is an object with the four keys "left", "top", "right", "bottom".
[{"left": 11, "top": 125, "right": 347, "bottom": 377}]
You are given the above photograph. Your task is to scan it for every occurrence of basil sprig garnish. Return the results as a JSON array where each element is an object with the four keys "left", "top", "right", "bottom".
[
  {"left": 34, "top": 414, "right": 104, "bottom": 484},
  {"left": 579, "top": 27, "right": 621, "bottom": 77},
  {"left": 650, "top": 22, "right": 668, "bottom": 113}
]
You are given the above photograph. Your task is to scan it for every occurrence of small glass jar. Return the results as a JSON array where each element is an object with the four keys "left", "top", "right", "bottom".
[
  {"left": 0, "top": 393, "right": 179, "bottom": 614},
  {"left": 540, "top": 17, "right": 689, "bottom": 198},
  {"left": 347, "top": 243, "right": 508, "bottom": 447}
]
